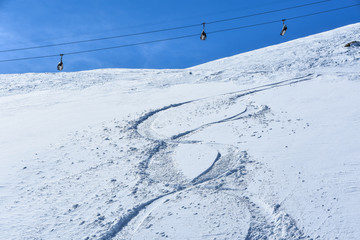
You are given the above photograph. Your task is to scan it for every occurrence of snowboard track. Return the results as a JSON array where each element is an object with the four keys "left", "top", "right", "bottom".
[{"left": 100, "top": 74, "right": 317, "bottom": 239}]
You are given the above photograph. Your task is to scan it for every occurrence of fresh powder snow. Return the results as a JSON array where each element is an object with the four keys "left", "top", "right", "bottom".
[{"left": 0, "top": 23, "right": 360, "bottom": 239}]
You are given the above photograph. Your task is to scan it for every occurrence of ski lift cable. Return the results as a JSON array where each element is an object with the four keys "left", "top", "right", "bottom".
[
  {"left": 208, "top": 3, "right": 360, "bottom": 35},
  {"left": 0, "top": 34, "right": 199, "bottom": 63},
  {"left": 208, "top": 19, "right": 280, "bottom": 35},
  {"left": 286, "top": 3, "right": 360, "bottom": 21},
  {"left": 0, "top": 0, "right": 307, "bottom": 48},
  {"left": 206, "top": 0, "right": 331, "bottom": 25},
  {"left": 0, "top": 24, "right": 200, "bottom": 53},
  {"left": 0, "top": 0, "right": 331, "bottom": 54},
  {"left": 0, "top": 3, "right": 359, "bottom": 64},
  {"left": 65, "top": 33, "right": 200, "bottom": 56}
]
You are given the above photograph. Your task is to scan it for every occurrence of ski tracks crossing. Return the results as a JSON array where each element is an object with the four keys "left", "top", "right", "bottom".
[{"left": 101, "top": 74, "right": 317, "bottom": 239}]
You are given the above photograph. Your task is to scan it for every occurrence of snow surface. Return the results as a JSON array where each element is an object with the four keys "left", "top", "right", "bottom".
[{"left": 1, "top": 23, "right": 360, "bottom": 240}]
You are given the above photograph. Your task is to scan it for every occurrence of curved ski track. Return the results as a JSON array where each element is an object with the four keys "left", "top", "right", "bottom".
[{"left": 99, "top": 74, "right": 317, "bottom": 240}]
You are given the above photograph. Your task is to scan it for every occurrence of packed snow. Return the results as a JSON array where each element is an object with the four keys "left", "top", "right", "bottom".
[{"left": 1, "top": 23, "right": 360, "bottom": 240}]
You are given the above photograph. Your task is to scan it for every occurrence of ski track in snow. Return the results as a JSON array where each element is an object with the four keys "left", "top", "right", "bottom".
[
  {"left": 3, "top": 23, "right": 360, "bottom": 239},
  {"left": 97, "top": 74, "right": 316, "bottom": 240}
]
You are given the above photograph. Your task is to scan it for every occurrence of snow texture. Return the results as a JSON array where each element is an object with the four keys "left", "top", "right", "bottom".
[{"left": 1, "top": 23, "right": 360, "bottom": 240}]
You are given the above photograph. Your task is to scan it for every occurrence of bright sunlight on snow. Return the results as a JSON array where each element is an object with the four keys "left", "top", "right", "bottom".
[{"left": 1, "top": 23, "right": 360, "bottom": 240}]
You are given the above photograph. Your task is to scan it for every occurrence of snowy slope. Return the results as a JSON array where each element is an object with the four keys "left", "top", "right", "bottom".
[{"left": 1, "top": 23, "right": 360, "bottom": 240}]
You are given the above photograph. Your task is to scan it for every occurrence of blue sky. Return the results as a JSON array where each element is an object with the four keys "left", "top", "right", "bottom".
[{"left": 0, "top": 0, "right": 359, "bottom": 74}]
